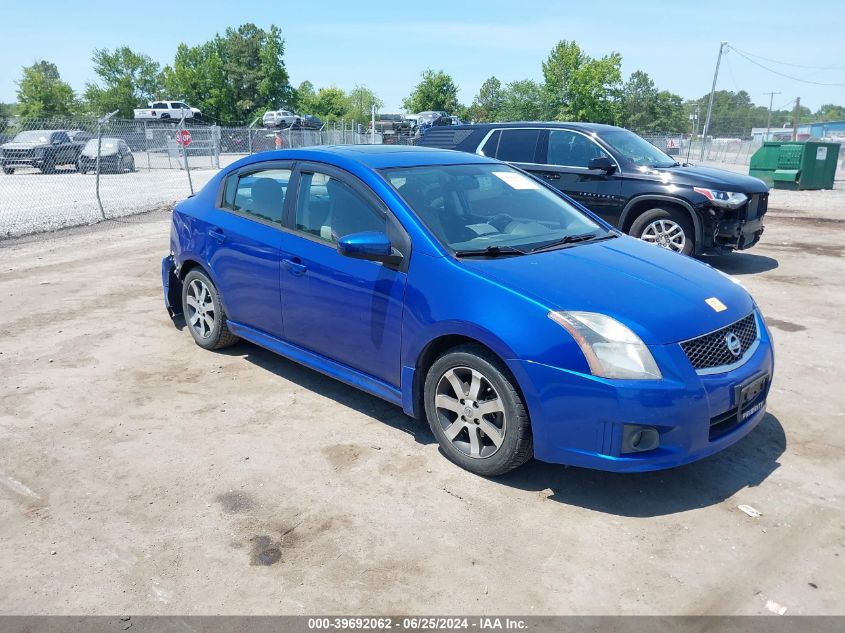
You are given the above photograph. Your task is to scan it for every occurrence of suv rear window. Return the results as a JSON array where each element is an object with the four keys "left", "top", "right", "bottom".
[{"left": 494, "top": 129, "right": 541, "bottom": 163}]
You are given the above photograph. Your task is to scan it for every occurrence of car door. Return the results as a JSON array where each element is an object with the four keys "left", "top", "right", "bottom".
[
  {"left": 532, "top": 129, "right": 624, "bottom": 225},
  {"left": 278, "top": 163, "right": 409, "bottom": 387},
  {"left": 203, "top": 162, "right": 294, "bottom": 338},
  {"left": 52, "top": 131, "right": 72, "bottom": 164}
]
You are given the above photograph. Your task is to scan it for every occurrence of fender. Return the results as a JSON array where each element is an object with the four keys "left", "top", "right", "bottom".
[
  {"left": 620, "top": 195, "right": 703, "bottom": 248},
  {"left": 401, "top": 320, "right": 527, "bottom": 419}
]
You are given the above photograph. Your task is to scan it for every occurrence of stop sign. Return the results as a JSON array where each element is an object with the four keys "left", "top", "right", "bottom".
[{"left": 175, "top": 129, "right": 192, "bottom": 147}]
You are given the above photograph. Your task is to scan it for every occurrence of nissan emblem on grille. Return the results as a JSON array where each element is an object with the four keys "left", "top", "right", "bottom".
[
  {"left": 725, "top": 332, "right": 742, "bottom": 357},
  {"left": 679, "top": 313, "right": 759, "bottom": 371}
]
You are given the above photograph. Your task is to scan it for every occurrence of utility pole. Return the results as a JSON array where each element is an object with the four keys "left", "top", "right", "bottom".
[
  {"left": 792, "top": 97, "right": 801, "bottom": 141},
  {"left": 763, "top": 91, "right": 781, "bottom": 142},
  {"left": 700, "top": 41, "right": 729, "bottom": 162}
]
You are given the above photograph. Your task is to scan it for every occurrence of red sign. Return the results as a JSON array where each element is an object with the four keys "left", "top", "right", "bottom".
[{"left": 175, "top": 129, "right": 192, "bottom": 147}]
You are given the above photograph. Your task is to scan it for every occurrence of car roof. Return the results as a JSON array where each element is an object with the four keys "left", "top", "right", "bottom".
[
  {"left": 451, "top": 121, "right": 623, "bottom": 133},
  {"left": 247, "top": 145, "right": 496, "bottom": 169}
]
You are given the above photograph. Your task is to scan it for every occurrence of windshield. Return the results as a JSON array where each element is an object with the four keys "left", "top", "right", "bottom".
[
  {"left": 82, "top": 139, "right": 119, "bottom": 155},
  {"left": 12, "top": 131, "right": 51, "bottom": 143},
  {"left": 381, "top": 164, "right": 604, "bottom": 253},
  {"left": 600, "top": 129, "right": 676, "bottom": 168}
]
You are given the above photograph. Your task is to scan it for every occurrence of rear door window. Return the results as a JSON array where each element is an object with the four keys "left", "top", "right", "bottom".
[
  {"left": 222, "top": 168, "right": 292, "bottom": 224},
  {"left": 495, "top": 129, "right": 541, "bottom": 163}
]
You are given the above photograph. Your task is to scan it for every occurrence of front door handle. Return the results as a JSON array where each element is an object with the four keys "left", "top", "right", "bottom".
[
  {"left": 208, "top": 228, "right": 226, "bottom": 243},
  {"left": 282, "top": 257, "right": 307, "bottom": 276}
]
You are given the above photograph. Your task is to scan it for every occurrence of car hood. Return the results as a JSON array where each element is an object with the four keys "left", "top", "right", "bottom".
[
  {"left": 1, "top": 142, "right": 41, "bottom": 150},
  {"left": 646, "top": 164, "right": 768, "bottom": 193},
  {"left": 461, "top": 236, "right": 755, "bottom": 345}
]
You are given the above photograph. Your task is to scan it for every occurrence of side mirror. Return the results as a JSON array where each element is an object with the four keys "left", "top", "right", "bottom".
[
  {"left": 588, "top": 156, "right": 616, "bottom": 174},
  {"left": 337, "top": 231, "right": 402, "bottom": 266}
]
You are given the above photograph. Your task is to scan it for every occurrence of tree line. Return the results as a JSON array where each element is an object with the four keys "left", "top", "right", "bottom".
[{"left": 5, "top": 28, "right": 845, "bottom": 136}]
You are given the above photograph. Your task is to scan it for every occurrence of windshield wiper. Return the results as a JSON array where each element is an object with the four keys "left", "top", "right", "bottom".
[
  {"left": 530, "top": 231, "right": 617, "bottom": 253},
  {"left": 453, "top": 244, "right": 528, "bottom": 258}
]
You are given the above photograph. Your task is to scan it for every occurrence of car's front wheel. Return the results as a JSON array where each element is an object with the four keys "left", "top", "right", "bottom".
[
  {"left": 424, "top": 344, "right": 533, "bottom": 476},
  {"left": 181, "top": 269, "right": 239, "bottom": 350},
  {"left": 630, "top": 208, "right": 695, "bottom": 255}
]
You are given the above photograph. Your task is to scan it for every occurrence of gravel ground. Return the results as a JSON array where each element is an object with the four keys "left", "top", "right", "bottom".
[
  {"left": 0, "top": 155, "right": 245, "bottom": 239},
  {"left": 0, "top": 195, "right": 843, "bottom": 615}
]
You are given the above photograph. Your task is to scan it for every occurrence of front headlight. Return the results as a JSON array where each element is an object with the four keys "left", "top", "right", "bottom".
[
  {"left": 548, "top": 311, "right": 662, "bottom": 380},
  {"left": 693, "top": 187, "right": 747, "bottom": 209}
]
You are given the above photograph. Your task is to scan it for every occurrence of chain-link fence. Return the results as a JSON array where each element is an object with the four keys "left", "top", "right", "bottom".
[{"left": 0, "top": 117, "right": 378, "bottom": 240}]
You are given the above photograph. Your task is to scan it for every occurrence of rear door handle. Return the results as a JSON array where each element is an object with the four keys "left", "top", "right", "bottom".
[
  {"left": 208, "top": 228, "right": 226, "bottom": 243},
  {"left": 282, "top": 257, "right": 307, "bottom": 276}
]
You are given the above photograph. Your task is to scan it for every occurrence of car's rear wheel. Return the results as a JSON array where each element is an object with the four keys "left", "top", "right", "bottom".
[
  {"left": 181, "top": 269, "right": 239, "bottom": 350},
  {"left": 424, "top": 344, "right": 532, "bottom": 476},
  {"left": 630, "top": 207, "right": 694, "bottom": 255}
]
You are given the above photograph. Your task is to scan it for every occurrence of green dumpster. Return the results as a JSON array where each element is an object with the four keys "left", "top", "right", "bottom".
[{"left": 749, "top": 141, "right": 840, "bottom": 190}]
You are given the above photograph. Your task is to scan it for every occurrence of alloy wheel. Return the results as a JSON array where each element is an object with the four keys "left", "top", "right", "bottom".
[
  {"left": 641, "top": 219, "right": 686, "bottom": 252},
  {"left": 434, "top": 367, "right": 506, "bottom": 459},
  {"left": 186, "top": 278, "right": 216, "bottom": 339}
]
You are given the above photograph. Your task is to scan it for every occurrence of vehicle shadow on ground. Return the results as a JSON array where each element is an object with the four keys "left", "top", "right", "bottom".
[
  {"left": 221, "top": 340, "right": 436, "bottom": 447},
  {"left": 177, "top": 326, "right": 785, "bottom": 518},
  {"left": 706, "top": 252, "right": 779, "bottom": 275},
  {"left": 494, "top": 412, "right": 786, "bottom": 518}
]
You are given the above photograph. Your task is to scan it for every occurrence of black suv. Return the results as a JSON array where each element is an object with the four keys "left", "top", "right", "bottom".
[{"left": 418, "top": 122, "right": 768, "bottom": 255}]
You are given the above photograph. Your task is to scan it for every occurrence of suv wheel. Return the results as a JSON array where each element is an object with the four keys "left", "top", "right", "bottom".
[
  {"left": 630, "top": 208, "right": 694, "bottom": 255},
  {"left": 424, "top": 344, "right": 533, "bottom": 476}
]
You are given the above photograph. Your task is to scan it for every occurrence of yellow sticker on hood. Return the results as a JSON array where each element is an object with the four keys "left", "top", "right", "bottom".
[{"left": 705, "top": 297, "right": 727, "bottom": 312}]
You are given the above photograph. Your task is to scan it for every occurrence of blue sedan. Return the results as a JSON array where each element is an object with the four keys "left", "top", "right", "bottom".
[{"left": 162, "top": 145, "right": 774, "bottom": 476}]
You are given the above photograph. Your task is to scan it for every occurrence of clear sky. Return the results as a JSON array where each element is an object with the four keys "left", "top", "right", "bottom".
[{"left": 2, "top": 0, "right": 844, "bottom": 113}]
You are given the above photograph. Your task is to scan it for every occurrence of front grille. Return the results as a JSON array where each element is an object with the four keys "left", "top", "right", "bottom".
[
  {"left": 745, "top": 193, "right": 768, "bottom": 220},
  {"left": 3, "top": 149, "right": 32, "bottom": 159},
  {"left": 680, "top": 313, "right": 758, "bottom": 371}
]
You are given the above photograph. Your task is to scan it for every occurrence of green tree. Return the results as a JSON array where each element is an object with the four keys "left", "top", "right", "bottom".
[
  {"left": 312, "top": 87, "right": 347, "bottom": 120},
  {"left": 16, "top": 61, "right": 76, "bottom": 118},
  {"left": 162, "top": 39, "right": 233, "bottom": 122},
  {"left": 469, "top": 76, "right": 504, "bottom": 122},
  {"left": 295, "top": 80, "right": 316, "bottom": 113},
  {"left": 621, "top": 71, "right": 685, "bottom": 133},
  {"left": 497, "top": 79, "right": 545, "bottom": 121},
  {"left": 542, "top": 40, "right": 587, "bottom": 118},
  {"left": 541, "top": 40, "right": 622, "bottom": 123},
  {"left": 402, "top": 69, "right": 459, "bottom": 113},
  {"left": 345, "top": 85, "right": 383, "bottom": 123},
  {"left": 84, "top": 47, "right": 162, "bottom": 118},
  {"left": 814, "top": 103, "right": 845, "bottom": 122}
]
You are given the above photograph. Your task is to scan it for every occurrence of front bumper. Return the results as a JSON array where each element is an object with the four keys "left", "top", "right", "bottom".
[{"left": 510, "top": 322, "right": 774, "bottom": 472}]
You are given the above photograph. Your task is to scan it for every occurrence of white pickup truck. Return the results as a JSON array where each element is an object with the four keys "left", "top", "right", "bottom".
[{"left": 134, "top": 101, "right": 202, "bottom": 121}]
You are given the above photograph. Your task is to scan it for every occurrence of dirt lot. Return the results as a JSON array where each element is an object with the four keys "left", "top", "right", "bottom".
[{"left": 0, "top": 199, "right": 843, "bottom": 615}]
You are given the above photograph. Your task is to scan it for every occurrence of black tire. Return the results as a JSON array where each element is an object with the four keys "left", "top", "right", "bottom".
[
  {"left": 41, "top": 159, "right": 56, "bottom": 174},
  {"left": 77, "top": 161, "right": 87, "bottom": 175},
  {"left": 424, "top": 344, "right": 533, "bottom": 476},
  {"left": 2, "top": 166, "right": 13, "bottom": 175},
  {"left": 128, "top": 156, "right": 136, "bottom": 172},
  {"left": 117, "top": 156, "right": 125, "bottom": 173},
  {"left": 629, "top": 207, "right": 695, "bottom": 256},
  {"left": 181, "top": 269, "right": 239, "bottom": 350}
]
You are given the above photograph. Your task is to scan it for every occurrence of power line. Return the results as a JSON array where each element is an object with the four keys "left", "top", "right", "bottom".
[
  {"left": 728, "top": 45, "right": 845, "bottom": 71},
  {"left": 728, "top": 46, "right": 845, "bottom": 87}
]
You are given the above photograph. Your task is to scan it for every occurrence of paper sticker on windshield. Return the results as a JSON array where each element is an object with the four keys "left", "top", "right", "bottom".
[
  {"left": 491, "top": 171, "right": 540, "bottom": 190},
  {"left": 705, "top": 297, "right": 727, "bottom": 312}
]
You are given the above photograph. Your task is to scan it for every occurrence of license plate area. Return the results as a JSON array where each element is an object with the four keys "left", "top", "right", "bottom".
[{"left": 736, "top": 372, "right": 768, "bottom": 420}]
